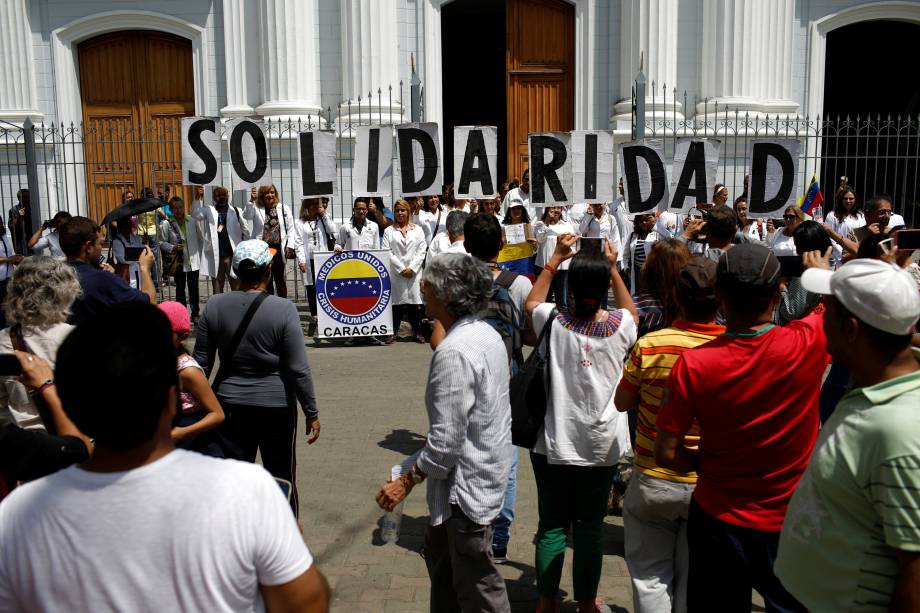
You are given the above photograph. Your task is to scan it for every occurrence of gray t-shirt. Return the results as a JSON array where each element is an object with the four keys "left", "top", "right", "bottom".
[{"left": 193, "top": 292, "right": 318, "bottom": 418}]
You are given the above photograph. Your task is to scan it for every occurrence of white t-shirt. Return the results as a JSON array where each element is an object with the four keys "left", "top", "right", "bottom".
[
  {"left": 532, "top": 303, "right": 635, "bottom": 466},
  {"left": 0, "top": 450, "right": 312, "bottom": 612},
  {"left": 770, "top": 230, "right": 798, "bottom": 257}
]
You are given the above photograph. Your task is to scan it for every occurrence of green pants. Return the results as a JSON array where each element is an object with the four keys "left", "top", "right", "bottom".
[{"left": 531, "top": 452, "right": 615, "bottom": 602}]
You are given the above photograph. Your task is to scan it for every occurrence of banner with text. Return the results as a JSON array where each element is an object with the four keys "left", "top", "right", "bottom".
[
  {"left": 454, "top": 126, "right": 498, "bottom": 199},
  {"left": 314, "top": 249, "right": 393, "bottom": 338}
]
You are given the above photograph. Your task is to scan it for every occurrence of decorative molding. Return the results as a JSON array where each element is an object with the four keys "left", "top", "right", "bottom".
[
  {"left": 806, "top": 1, "right": 920, "bottom": 118},
  {"left": 50, "top": 11, "right": 212, "bottom": 125},
  {"left": 0, "top": 0, "right": 42, "bottom": 121}
]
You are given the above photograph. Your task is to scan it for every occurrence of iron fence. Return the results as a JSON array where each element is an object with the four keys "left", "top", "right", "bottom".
[
  {"left": 0, "top": 80, "right": 422, "bottom": 304},
  {"left": 631, "top": 78, "right": 920, "bottom": 227}
]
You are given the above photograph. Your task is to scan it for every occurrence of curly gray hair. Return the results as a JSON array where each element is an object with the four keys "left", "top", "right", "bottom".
[
  {"left": 423, "top": 253, "right": 493, "bottom": 319},
  {"left": 3, "top": 256, "right": 82, "bottom": 329}
]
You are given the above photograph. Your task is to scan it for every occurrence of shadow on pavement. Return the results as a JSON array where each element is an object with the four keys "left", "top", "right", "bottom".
[
  {"left": 377, "top": 428, "right": 427, "bottom": 455},
  {"left": 370, "top": 513, "right": 427, "bottom": 555}
]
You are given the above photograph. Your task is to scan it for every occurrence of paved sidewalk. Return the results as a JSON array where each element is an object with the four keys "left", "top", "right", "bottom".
[{"left": 294, "top": 337, "right": 634, "bottom": 613}]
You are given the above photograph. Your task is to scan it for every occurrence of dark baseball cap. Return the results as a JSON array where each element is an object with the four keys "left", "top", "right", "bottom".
[
  {"left": 717, "top": 243, "right": 781, "bottom": 288},
  {"left": 678, "top": 256, "right": 718, "bottom": 302}
]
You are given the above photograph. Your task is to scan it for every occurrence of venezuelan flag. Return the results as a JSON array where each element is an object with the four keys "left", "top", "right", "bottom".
[
  {"left": 497, "top": 242, "right": 536, "bottom": 278},
  {"left": 798, "top": 174, "right": 823, "bottom": 216},
  {"left": 325, "top": 259, "right": 382, "bottom": 316}
]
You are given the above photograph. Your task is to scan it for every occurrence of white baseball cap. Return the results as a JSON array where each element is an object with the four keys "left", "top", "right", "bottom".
[{"left": 802, "top": 258, "right": 920, "bottom": 335}]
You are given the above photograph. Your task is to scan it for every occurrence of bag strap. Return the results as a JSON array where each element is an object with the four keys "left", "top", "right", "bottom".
[
  {"left": 211, "top": 292, "right": 269, "bottom": 392},
  {"left": 494, "top": 269, "right": 518, "bottom": 289}
]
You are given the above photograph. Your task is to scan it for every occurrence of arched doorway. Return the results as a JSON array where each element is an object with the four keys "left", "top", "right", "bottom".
[
  {"left": 78, "top": 30, "right": 194, "bottom": 221},
  {"left": 821, "top": 19, "right": 920, "bottom": 220},
  {"left": 441, "top": 0, "right": 574, "bottom": 186}
]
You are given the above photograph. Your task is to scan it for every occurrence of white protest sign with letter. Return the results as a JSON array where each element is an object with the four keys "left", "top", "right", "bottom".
[
  {"left": 747, "top": 139, "right": 800, "bottom": 219},
  {"left": 668, "top": 138, "right": 721, "bottom": 212},
  {"left": 353, "top": 125, "right": 393, "bottom": 197},
  {"left": 618, "top": 139, "right": 669, "bottom": 215},
  {"left": 181, "top": 117, "right": 222, "bottom": 186},
  {"left": 396, "top": 122, "right": 442, "bottom": 197},
  {"left": 313, "top": 249, "right": 393, "bottom": 338},
  {"left": 529, "top": 132, "right": 572, "bottom": 205},
  {"left": 571, "top": 131, "right": 614, "bottom": 204},
  {"left": 454, "top": 126, "right": 498, "bottom": 199},
  {"left": 226, "top": 118, "right": 270, "bottom": 189},
  {"left": 298, "top": 130, "right": 336, "bottom": 199}
]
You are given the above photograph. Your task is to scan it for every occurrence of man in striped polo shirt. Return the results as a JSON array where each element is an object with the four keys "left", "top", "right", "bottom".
[{"left": 615, "top": 256, "right": 724, "bottom": 613}]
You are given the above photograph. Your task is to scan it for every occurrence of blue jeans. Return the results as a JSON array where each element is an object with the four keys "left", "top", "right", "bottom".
[
  {"left": 687, "top": 499, "right": 805, "bottom": 612},
  {"left": 491, "top": 447, "right": 518, "bottom": 551}
]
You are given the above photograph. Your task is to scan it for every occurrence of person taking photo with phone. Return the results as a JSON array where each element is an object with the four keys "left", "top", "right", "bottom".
[{"left": 60, "top": 216, "right": 156, "bottom": 325}]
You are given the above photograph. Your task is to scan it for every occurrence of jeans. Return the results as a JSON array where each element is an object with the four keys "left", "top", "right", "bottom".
[
  {"left": 174, "top": 269, "right": 200, "bottom": 317},
  {"left": 491, "top": 447, "right": 518, "bottom": 552},
  {"left": 425, "top": 505, "right": 511, "bottom": 613},
  {"left": 212, "top": 255, "right": 238, "bottom": 294},
  {"left": 687, "top": 499, "right": 805, "bottom": 613},
  {"left": 624, "top": 472, "right": 695, "bottom": 613},
  {"left": 531, "top": 451, "right": 615, "bottom": 602}
]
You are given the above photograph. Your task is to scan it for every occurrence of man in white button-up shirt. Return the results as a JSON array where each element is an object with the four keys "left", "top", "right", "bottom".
[
  {"left": 336, "top": 199, "right": 381, "bottom": 251},
  {"left": 376, "top": 253, "right": 512, "bottom": 613}
]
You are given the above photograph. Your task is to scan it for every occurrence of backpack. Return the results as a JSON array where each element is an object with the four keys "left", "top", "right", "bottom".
[{"left": 482, "top": 269, "right": 525, "bottom": 375}]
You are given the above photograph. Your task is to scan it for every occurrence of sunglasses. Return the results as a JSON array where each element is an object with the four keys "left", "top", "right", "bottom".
[{"left": 783, "top": 215, "right": 797, "bottom": 220}]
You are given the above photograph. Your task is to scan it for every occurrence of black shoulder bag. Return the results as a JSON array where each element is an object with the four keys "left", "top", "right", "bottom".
[
  {"left": 509, "top": 308, "right": 557, "bottom": 448},
  {"left": 211, "top": 292, "right": 269, "bottom": 393}
]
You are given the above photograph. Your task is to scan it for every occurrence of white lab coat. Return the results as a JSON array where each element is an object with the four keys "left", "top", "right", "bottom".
[
  {"left": 290, "top": 218, "right": 338, "bottom": 285},
  {"left": 533, "top": 220, "right": 576, "bottom": 269},
  {"left": 624, "top": 231, "right": 659, "bottom": 294},
  {"left": 384, "top": 224, "right": 426, "bottom": 305},
  {"left": 194, "top": 204, "right": 244, "bottom": 279},
  {"left": 338, "top": 220, "right": 381, "bottom": 251},
  {"left": 158, "top": 217, "right": 202, "bottom": 272},
  {"left": 242, "top": 202, "right": 295, "bottom": 248}
]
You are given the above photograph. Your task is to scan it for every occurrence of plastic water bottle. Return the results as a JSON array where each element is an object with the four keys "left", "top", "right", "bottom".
[
  {"left": 812, "top": 204, "right": 824, "bottom": 223},
  {"left": 381, "top": 464, "right": 404, "bottom": 544}
]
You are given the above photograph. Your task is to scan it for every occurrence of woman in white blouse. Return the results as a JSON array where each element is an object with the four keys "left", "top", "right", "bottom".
[
  {"left": 383, "top": 199, "right": 427, "bottom": 344},
  {"left": 27, "top": 211, "right": 72, "bottom": 259},
  {"left": 769, "top": 206, "right": 804, "bottom": 257},
  {"left": 823, "top": 186, "right": 864, "bottom": 266},
  {"left": 417, "top": 195, "right": 445, "bottom": 245},
  {"left": 533, "top": 206, "right": 575, "bottom": 307},
  {"left": 291, "top": 198, "right": 337, "bottom": 335},
  {"left": 243, "top": 184, "right": 295, "bottom": 297}
]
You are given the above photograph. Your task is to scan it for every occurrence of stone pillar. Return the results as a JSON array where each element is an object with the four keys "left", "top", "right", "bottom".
[
  {"left": 0, "top": 0, "right": 41, "bottom": 122},
  {"left": 697, "top": 0, "right": 797, "bottom": 118},
  {"left": 611, "top": 0, "right": 680, "bottom": 124},
  {"left": 220, "top": 0, "right": 254, "bottom": 117},
  {"left": 255, "top": 0, "right": 323, "bottom": 120},
  {"left": 338, "top": 0, "right": 403, "bottom": 134}
]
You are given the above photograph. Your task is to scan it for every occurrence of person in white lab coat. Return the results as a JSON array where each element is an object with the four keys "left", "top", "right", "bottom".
[
  {"left": 158, "top": 197, "right": 203, "bottom": 319},
  {"left": 290, "top": 198, "right": 338, "bottom": 333},
  {"left": 337, "top": 198, "right": 381, "bottom": 251},
  {"left": 194, "top": 186, "right": 244, "bottom": 294},
  {"left": 533, "top": 206, "right": 575, "bottom": 307},
  {"left": 242, "top": 184, "right": 295, "bottom": 297},
  {"left": 383, "top": 199, "right": 427, "bottom": 344}
]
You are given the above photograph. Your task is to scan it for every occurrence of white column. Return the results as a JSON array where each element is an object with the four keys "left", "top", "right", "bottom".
[
  {"left": 611, "top": 0, "right": 680, "bottom": 124},
  {"left": 0, "top": 0, "right": 41, "bottom": 122},
  {"left": 697, "top": 0, "right": 797, "bottom": 118},
  {"left": 255, "top": 0, "right": 323, "bottom": 120},
  {"left": 339, "top": 0, "right": 403, "bottom": 134},
  {"left": 220, "top": 0, "right": 254, "bottom": 117}
]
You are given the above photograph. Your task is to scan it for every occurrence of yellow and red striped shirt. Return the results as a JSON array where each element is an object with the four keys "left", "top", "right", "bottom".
[{"left": 620, "top": 320, "right": 725, "bottom": 483}]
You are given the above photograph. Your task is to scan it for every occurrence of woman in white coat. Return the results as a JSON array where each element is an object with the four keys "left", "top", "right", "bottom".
[
  {"left": 533, "top": 206, "right": 575, "bottom": 307},
  {"left": 244, "top": 184, "right": 295, "bottom": 297},
  {"left": 383, "top": 199, "right": 427, "bottom": 344},
  {"left": 290, "top": 198, "right": 338, "bottom": 334},
  {"left": 193, "top": 186, "right": 244, "bottom": 294}
]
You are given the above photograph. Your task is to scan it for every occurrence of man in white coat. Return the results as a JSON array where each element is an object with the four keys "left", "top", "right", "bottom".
[
  {"left": 194, "top": 186, "right": 243, "bottom": 294},
  {"left": 159, "top": 197, "right": 202, "bottom": 319},
  {"left": 337, "top": 199, "right": 381, "bottom": 251}
]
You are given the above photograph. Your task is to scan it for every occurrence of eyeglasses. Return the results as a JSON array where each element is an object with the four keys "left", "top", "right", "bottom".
[{"left": 876, "top": 210, "right": 892, "bottom": 216}]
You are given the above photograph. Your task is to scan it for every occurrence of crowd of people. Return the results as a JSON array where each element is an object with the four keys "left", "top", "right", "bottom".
[{"left": 0, "top": 173, "right": 917, "bottom": 613}]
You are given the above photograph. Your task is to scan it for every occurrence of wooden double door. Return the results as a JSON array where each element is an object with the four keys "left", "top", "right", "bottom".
[
  {"left": 78, "top": 31, "right": 194, "bottom": 221},
  {"left": 506, "top": 0, "right": 575, "bottom": 180}
]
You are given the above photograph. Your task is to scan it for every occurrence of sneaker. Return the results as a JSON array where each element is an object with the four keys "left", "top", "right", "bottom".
[
  {"left": 491, "top": 547, "right": 507, "bottom": 564},
  {"left": 370, "top": 336, "right": 387, "bottom": 346}
]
